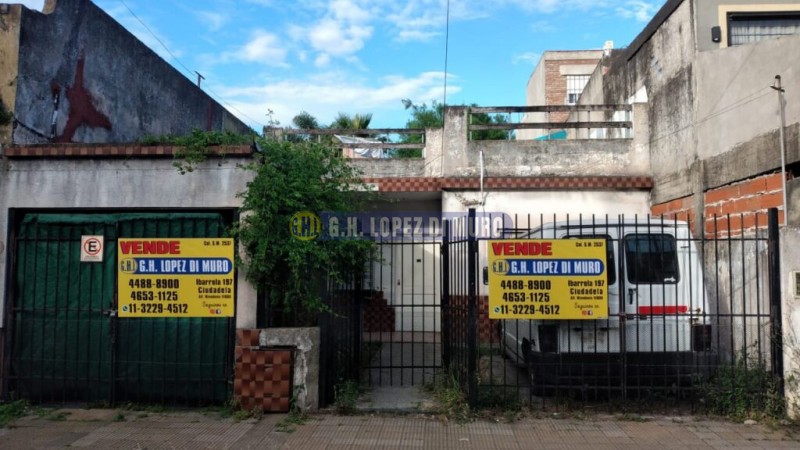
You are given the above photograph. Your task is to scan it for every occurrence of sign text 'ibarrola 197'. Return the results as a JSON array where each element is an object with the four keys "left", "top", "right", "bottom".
[
  {"left": 487, "top": 239, "right": 608, "bottom": 320},
  {"left": 118, "top": 238, "right": 234, "bottom": 318}
]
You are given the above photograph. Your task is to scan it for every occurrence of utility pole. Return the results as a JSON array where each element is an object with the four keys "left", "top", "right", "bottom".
[
  {"left": 770, "top": 75, "right": 788, "bottom": 225},
  {"left": 195, "top": 71, "right": 205, "bottom": 88}
]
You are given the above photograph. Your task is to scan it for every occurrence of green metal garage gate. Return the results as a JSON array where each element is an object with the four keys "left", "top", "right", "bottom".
[{"left": 3, "top": 212, "right": 235, "bottom": 405}]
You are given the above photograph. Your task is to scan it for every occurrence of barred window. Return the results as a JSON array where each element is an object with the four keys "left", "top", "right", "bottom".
[
  {"left": 565, "top": 75, "right": 590, "bottom": 105},
  {"left": 729, "top": 13, "right": 800, "bottom": 46}
]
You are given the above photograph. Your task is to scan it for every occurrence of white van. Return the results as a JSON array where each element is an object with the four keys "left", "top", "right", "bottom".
[{"left": 498, "top": 218, "right": 716, "bottom": 389}]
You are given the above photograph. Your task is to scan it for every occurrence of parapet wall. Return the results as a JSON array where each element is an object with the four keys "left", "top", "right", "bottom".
[{"left": 3, "top": 0, "right": 250, "bottom": 145}]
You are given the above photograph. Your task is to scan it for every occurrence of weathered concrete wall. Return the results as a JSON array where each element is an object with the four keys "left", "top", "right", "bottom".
[
  {"left": 782, "top": 227, "right": 800, "bottom": 418},
  {"left": 259, "top": 327, "right": 320, "bottom": 411},
  {"left": 695, "top": 32, "right": 800, "bottom": 188},
  {"left": 0, "top": 4, "right": 21, "bottom": 144},
  {"left": 349, "top": 158, "right": 427, "bottom": 178},
  {"left": 582, "top": 0, "right": 800, "bottom": 213},
  {"left": 462, "top": 139, "right": 642, "bottom": 178},
  {"left": 355, "top": 107, "right": 644, "bottom": 179},
  {"left": 7, "top": 0, "right": 250, "bottom": 144},
  {"left": 0, "top": 156, "right": 258, "bottom": 328}
]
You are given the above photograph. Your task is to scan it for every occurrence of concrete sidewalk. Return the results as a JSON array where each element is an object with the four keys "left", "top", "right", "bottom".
[{"left": 1, "top": 408, "right": 799, "bottom": 449}]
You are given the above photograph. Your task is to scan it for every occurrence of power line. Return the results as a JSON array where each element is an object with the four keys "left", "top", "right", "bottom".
[
  {"left": 117, "top": 0, "right": 193, "bottom": 76},
  {"left": 422, "top": 0, "right": 450, "bottom": 173},
  {"left": 116, "top": 0, "right": 264, "bottom": 128}
]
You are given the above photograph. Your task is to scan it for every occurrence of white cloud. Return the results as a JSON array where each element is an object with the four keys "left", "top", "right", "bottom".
[
  {"left": 214, "top": 71, "right": 459, "bottom": 128},
  {"left": 315, "top": 53, "right": 331, "bottom": 67},
  {"left": 227, "top": 30, "right": 289, "bottom": 66},
  {"left": 195, "top": 10, "right": 229, "bottom": 32},
  {"left": 616, "top": 1, "right": 659, "bottom": 22},
  {"left": 513, "top": 52, "right": 542, "bottom": 66},
  {"left": 308, "top": 18, "right": 373, "bottom": 55}
]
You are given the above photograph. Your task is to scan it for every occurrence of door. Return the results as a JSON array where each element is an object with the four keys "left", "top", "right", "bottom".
[
  {"left": 392, "top": 242, "right": 441, "bottom": 333},
  {"left": 622, "top": 228, "right": 689, "bottom": 353}
]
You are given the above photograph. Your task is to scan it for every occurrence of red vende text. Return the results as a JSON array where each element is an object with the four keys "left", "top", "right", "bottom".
[
  {"left": 120, "top": 240, "right": 181, "bottom": 255},
  {"left": 491, "top": 241, "right": 553, "bottom": 256}
]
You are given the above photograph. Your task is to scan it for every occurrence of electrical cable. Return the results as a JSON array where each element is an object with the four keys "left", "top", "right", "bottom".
[{"left": 116, "top": 0, "right": 264, "bottom": 128}]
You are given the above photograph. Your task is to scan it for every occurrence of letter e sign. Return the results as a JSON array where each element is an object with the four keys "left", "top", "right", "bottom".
[{"left": 81, "top": 235, "right": 104, "bottom": 262}]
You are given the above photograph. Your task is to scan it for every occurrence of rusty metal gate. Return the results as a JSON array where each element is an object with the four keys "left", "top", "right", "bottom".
[{"left": 2, "top": 211, "right": 235, "bottom": 405}]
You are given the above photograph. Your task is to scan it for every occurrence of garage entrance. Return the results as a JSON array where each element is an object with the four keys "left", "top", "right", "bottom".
[{"left": 3, "top": 212, "right": 235, "bottom": 405}]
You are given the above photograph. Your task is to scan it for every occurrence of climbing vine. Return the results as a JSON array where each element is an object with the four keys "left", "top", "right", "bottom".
[{"left": 140, "top": 129, "right": 255, "bottom": 174}]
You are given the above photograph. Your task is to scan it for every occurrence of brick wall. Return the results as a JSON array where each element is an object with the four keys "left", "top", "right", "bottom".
[
  {"left": 544, "top": 58, "right": 599, "bottom": 122},
  {"left": 652, "top": 172, "right": 788, "bottom": 237}
]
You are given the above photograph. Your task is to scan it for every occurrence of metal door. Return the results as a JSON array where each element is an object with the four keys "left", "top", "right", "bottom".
[{"left": 4, "top": 212, "right": 234, "bottom": 405}]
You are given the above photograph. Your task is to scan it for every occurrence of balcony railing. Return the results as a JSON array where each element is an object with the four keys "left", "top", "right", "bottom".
[
  {"left": 469, "top": 105, "right": 633, "bottom": 140},
  {"left": 263, "top": 127, "right": 426, "bottom": 158}
]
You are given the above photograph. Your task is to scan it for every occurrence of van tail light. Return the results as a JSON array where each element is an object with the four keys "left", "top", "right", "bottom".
[
  {"left": 538, "top": 325, "right": 559, "bottom": 353},
  {"left": 692, "top": 324, "right": 712, "bottom": 351},
  {"left": 638, "top": 305, "right": 688, "bottom": 315}
]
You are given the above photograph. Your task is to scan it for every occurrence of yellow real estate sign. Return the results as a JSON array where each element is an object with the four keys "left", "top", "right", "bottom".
[
  {"left": 487, "top": 239, "right": 608, "bottom": 320},
  {"left": 118, "top": 238, "right": 234, "bottom": 318}
]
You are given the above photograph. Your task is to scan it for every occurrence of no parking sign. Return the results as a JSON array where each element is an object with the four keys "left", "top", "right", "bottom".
[{"left": 80, "top": 235, "right": 104, "bottom": 262}]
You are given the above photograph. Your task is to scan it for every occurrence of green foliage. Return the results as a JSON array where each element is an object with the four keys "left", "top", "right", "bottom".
[
  {"left": 334, "top": 380, "right": 361, "bottom": 414},
  {"left": 0, "top": 400, "right": 30, "bottom": 427},
  {"left": 329, "top": 112, "right": 373, "bottom": 134},
  {"left": 139, "top": 129, "right": 254, "bottom": 174},
  {"left": 424, "top": 371, "right": 470, "bottom": 422},
  {"left": 398, "top": 99, "right": 442, "bottom": 158},
  {"left": 469, "top": 110, "right": 513, "bottom": 141},
  {"left": 698, "top": 357, "right": 785, "bottom": 421},
  {"left": 293, "top": 111, "right": 320, "bottom": 130},
  {"left": 235, "top": 138, "right": 374, "bottom": 324},
  {"left": 275, "top": 407, "right": 309, "bottom": 433},
  {"left": 397, "top": 99, "right": 512, "bottom": 158},
  {"left": 113, "top": 411, "right": 126, "bottom": 422}
]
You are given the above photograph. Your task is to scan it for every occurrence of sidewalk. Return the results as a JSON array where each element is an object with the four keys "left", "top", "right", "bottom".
[{"left": 1, "top": 407, "right": 799, "bottom": 449}]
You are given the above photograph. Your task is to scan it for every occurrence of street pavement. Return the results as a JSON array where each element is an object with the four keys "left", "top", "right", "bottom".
[{"left": 1, "top": 407, "right": 800, "bottom": 449}]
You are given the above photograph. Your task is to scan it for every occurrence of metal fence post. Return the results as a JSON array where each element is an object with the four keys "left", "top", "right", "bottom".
[
  {"left": 441, "top": 220, "right": 450, "bottom": 368},
  {"left": 768, "top": 208, "right": 784, "bottom": 385},
  {"left": 467, "top": 208, "right": 478, "bottom": 407},
  {"left": 352, "top": 277, "right": 363, "bottom": 381}
]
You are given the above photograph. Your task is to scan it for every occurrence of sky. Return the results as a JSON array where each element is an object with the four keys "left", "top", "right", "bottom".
[{"left": 16, "top": 0, "right": 666, "bottom": 130}]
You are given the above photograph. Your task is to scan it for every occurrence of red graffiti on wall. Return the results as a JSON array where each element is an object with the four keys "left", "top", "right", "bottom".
[{"left": 55, "top": 53, "right": 112, "bottom": 143}]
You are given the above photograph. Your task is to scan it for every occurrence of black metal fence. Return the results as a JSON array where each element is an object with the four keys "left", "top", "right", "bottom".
[
  {"left": 318, "top": 239, "right": 444, "bottom": 406},
  {"left": 441, "top": 209, "right": 783, "bottom": 413}
]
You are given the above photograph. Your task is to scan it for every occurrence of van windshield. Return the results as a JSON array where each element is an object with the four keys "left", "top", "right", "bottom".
[{"left": 624, "top": 234, "right": 679, "bottom": 284}]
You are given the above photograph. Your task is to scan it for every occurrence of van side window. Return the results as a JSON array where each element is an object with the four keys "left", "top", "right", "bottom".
[
  {"left": 624, "top": 234, "right": 679, "bottom": 284},
  {"left": 566, "top": 234, "right": 616, "bottom": 285}
]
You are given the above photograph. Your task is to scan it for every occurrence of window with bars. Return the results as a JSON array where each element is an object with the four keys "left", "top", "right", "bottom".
[
  {"left": 729, "top": 12, "right": 800, "bottom": 46},
  {"left": 565, "top": 75, "right": 590, "bottom": 105}
]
